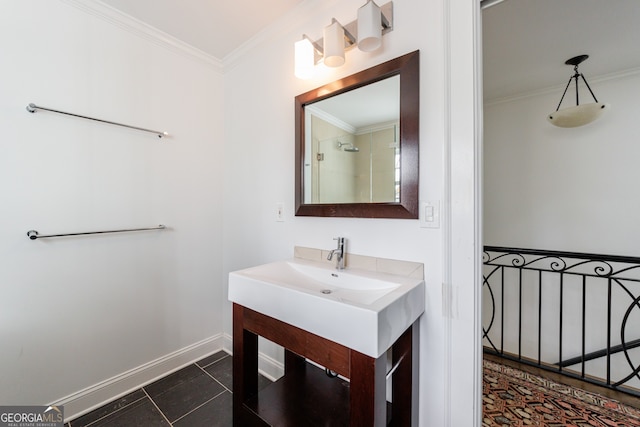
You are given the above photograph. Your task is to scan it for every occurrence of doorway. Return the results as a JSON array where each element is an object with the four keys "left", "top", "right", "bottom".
[{"left": 481, "top": 0, "right": 640, "bottom": 408}]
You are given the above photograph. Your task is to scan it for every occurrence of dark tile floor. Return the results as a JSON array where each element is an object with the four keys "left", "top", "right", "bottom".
[
  {"left": 64, "top": 351, "right": 639, "bottom": 426},
  {"left": 66, "top": 351, "right": 271, "bottom": 427}
]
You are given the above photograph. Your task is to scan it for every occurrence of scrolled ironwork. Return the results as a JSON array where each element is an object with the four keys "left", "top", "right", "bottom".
[
  {"left": 522, "top": 255, "right": 567, "bottom": 272},
  {"left": 483, "top": 246, "right": 640, "bottom": 397},
  {"left": 484, "top": 251, "right": 526, "bottom": 268},
  {"left": 610, "top": 263, "right": 640, "bottom": 280},
  {"left": 482, "top": 270, "right": 499, "bottom": 353},
  {"left": 562, "top": 259, "right": 613, "bottom": 277},
  {"left": 615, "top": 294, "right": 640, "bottom": 386}
]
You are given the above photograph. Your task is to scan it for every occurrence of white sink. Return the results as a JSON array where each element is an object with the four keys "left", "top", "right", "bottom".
[{"left": 228, "top": 258, "right": 425, "bottom": 358}]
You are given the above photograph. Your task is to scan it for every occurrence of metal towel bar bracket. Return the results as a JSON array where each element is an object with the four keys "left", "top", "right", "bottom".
[
  {"left": 26, "top": 103, "right": 169, "bottom": 138},
  {"left": 27, "top": 225, "right": 166, "bottom": 240}
]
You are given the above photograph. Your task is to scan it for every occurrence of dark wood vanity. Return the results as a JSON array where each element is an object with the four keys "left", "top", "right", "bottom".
[{"left": 232, "top": 303, "right": 414, "bottom": 426}]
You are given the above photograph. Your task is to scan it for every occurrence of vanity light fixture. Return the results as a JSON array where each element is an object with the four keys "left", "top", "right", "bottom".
[
  {"left": 294, "top": 1, "right": 393, "bottom": 79},
  {"left": 547, "top": 55, "right": 610, "bottom": 128}
]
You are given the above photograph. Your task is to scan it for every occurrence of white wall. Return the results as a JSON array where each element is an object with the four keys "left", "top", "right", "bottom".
[
  {"left": 483, "top": 71, "right": 640, "bottom": 393},
  {"left": 0, "top": 0, "right": 225, "bottom": 412},
  {"left": 0, "top": 0, "right": 482, "bottom": 425},
  {"left": 484, "top": 71, "right": 640, "bottom": 256},
  {"left": 222, "top": 0, "right": 481, "bottom": 425}
]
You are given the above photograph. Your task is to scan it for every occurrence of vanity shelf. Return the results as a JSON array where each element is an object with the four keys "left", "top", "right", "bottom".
[
  {"left": 233, "top": 303, "right": 414, "bottom": 426},
  {"left": 245, "top": 362, "right": 351, "bottom": 426}
]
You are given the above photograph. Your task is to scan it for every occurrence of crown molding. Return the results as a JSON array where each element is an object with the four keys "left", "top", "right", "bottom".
[
  {"left": 484, "top": 66, "right": 640, "bottom": 107},
  {"left": 61, "top": 0, "right": 354, "bottom": 75},
  {"left": 306, "top": 105, "right": 357, "bottom": 134},
  {"left": 221, "top": 0, "right": 344, "bottom": 72},
  {"left": 59, "top": 0, "right": 223, "bottom": 72}
]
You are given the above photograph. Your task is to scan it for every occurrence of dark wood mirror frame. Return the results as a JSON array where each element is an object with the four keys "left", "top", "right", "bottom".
[{"left": 295, "top": 50, "right": 419, "bottom": 218}]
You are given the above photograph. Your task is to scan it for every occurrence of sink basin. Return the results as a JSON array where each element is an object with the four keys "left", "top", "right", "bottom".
[{"left": 228, "top": 258, "right": 425, "bottom": 358}]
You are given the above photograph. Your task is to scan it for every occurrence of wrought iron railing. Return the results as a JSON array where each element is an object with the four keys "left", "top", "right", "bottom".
[{"left": 483, "top": 246, "right": 640, "bottom": 396}]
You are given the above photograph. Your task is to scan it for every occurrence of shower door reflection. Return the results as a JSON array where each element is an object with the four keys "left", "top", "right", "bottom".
[{"left": 312, "top": 121, "right": 399, "bottom": 204}]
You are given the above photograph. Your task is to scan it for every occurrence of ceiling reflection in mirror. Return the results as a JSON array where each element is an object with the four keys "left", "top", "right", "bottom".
[{"left": 304, "top": 76, "right": 400, "bottom": 204}]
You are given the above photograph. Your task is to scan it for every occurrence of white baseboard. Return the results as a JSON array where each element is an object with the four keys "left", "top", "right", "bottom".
[
  {"left": 222, "top": 332, "right": 284, "bottom": 381},
  {"left": 56, "top": 334, "right": 225, "bottom": 422},
  {"left": 222, "top": 332, "right": 233, "bottom": 354},
  {"left": 257, "top": 350, "right": 284, "bottom": 382}
]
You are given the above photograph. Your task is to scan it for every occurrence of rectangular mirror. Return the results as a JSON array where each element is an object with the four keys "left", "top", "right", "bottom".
[
  {"left": 295, "top": 50, "right": 419, "bottom": 218},
  {"left": 304, "top": 75, "right": 400, "bottom": 204}
]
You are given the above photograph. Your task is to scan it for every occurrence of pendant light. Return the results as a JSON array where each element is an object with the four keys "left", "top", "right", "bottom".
[{"left": 547, "top": 55, "right": 610, "bottom": 128}]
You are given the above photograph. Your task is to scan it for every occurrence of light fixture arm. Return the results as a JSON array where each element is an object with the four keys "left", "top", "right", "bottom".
[
  {"left": 303, "top": 34, "right": 323, "bottom": 56},
  {"left": 380, "top": 6, "right": 391, "bottom": 30},
  {"left": 554, "top": 56, "right": 599, "bottom": 112},
  {"left": 554, "top": 76, "right": 575, "bottom": 112},
  {"left": 332, "top": 18, "right": 356, "bottom": 47},
  {"left": 579, "top": 72, "right": 599, "bottom": 104}
]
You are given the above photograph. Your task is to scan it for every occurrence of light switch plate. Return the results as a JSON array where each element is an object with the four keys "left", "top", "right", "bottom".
[
  {"left": 276, "top": 203, "right": 284, "bottom": 222},
  {"left": 420, "top": 201, "right": 440, "bottom": 228}
]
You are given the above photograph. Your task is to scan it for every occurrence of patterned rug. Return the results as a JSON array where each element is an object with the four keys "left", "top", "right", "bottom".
[{"left": 483, "top": 360, "right": 640, "bottom": 426}]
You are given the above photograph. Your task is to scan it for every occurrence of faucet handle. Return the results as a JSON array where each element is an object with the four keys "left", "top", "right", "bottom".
[{"left": 331, "top": 237, "right": 346, "bottom": 269}]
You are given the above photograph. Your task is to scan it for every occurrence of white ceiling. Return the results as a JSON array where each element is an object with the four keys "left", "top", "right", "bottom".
[
  {"left": 483, "top": 0, "right": 640, "bottom": 101},
  {"left": 97, "top": 0, "right": 640, "bottom": 102},
  {"left": 311, "top": 76, "right": 400, "bottom": 130},
  {"left": 99, "top": 0, "right": 303, "bottom": 60}
]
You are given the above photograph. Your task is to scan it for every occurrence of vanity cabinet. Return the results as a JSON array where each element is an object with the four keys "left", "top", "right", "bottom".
[{"left": 232, "top": 303, "right": 414, "bottom": 426}]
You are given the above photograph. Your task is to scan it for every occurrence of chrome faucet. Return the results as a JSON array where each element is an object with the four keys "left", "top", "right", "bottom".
[{"left": 327, "top": 237, "right": 345, "bottom": 270}]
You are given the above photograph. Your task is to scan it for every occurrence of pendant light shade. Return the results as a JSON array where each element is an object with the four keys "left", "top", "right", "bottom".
[
  {"left": 548, "top": 55, "right": 610, "bottom": 128},
  {"left": 357, "top": 0, "right": 382, "bottom": 52},
  {"left": 547, "top": 103, "right": 610, "bottom": 128},
  {"left": 323, "top": 19, "right": 345, "bottom": 67}
]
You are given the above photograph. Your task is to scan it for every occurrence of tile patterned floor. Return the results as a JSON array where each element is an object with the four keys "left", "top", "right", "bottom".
[
  {"left": 483, "top": 359, "right": 640, "bottom": 426},
  {"left": 66, "top": 351, "right": 270, "bottom": 427},
  {"left": 67, "top": 352, "right": 639, "bottom": 426}
]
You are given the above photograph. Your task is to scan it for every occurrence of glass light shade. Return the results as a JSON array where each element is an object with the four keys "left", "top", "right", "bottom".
[
  {"left": 547, "top": 102, "right": 610, "bottom": 128},
  {"left": 294, "top": 38, "right": 315, "bottom": 79},
  {"left": 357, "top": 0, "right": 382, "bottom": 52},
  {"left": 323, "top": 21, "right": 345, "bottom": 67}
]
